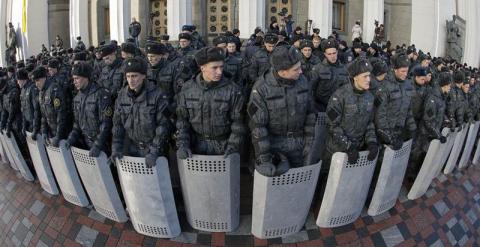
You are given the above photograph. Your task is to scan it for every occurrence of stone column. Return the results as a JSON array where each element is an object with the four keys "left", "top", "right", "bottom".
[
  {"left": 109, "top": 0, "right": 131, "bottom": 43},
  {"left": 167, "top": 0, "right": 192, "bottom": 41},
  {"left": 460, "top": 0, "right": 480, "bottom": 65},
  {"left": 0, "top": 0, "right": 8, "bottom": 66},
  {"left": 238, "top": 0, "right": 265, "bottom": 39},
  {"left": 362, "top": 0, "right": 384, "bottom": 43},
  {"left": 70, "top": 0, "right": 90, "bottom": 48},
  {"left": 308, "top": 0, "right": 332, "bottom": 38}
]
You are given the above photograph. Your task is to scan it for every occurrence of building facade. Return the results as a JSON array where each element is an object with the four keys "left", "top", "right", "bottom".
[{"left": 0, "top": 0, "right": 479, "bottom": 67}]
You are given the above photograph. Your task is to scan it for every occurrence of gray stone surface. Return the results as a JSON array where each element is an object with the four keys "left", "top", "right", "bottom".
[
  {"left": 36, "top": 240, "right": 49, "bottom": 247},
  {"left": 88, "top": 210, "right": 106, "bottom": 223},
  {"left": 380, "top": 225, "right": 404, "bottom": 247},
  {"left": 463, "top": 180, "right": 473, "bottom": 192},
  {"left": 2, "top": 210, "right": 13, "bottom": 224},
  {"left": 434, "top": 201, "right": 450, "bottom": 217},
  {"left": 171, "top": 232, "right": 198, "bottom": 244},
  {"left": 281, "top": 230, "right": 309, "bottom": 244},
  {"left": 226, "top": 215, "right": 251, "bottom": 235},
  {"left": 6, "top": 181, "right": 16, "bottom": 192},
  {"left": 23, "top": 231, "right": 33, "bottom": 246},
  {"left": 30, "top": 200, "right": 45, "bottom": 216},
  {"left": 75, "top": 225, "right": 99, "bottom": 247}
]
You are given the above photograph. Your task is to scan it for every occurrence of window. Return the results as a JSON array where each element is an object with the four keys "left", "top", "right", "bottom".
[{"left": 332, "top": 1, "right": 346, "bottom": 32}]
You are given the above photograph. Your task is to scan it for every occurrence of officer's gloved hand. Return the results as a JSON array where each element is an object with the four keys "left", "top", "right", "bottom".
[
  {"left": 367, "top": 143, "right": 379, "bottom": 161},
  {"left": 31, "top": 131, "right": 38, "bottom": 141},
  {"left": 457, "top": 124, "right": 462, "bottom": 132},
  {"left": 50, "top": 136, "right": 60, "bottom": 147},
  {"left": 145, "top": 153, "right": 157, "bottom": 168},
  {"left": 223, "top": 146, "right": 236, "bottom": 159},
  {"left": 256, "top": 162, "right": 276, "bottom": 177},
  {"left": 439, "top": 135, "right": 447, "bottom": 143},
  {"left": 378, "top": 129, "right": 393, "bottom": 145},
  {"left": 88, "top": 146, "right": 101, "bottom": 157},
  {"left": 273, "top": 153, "right": 290, "bottom": 176},
  {"left": 391, "top": 137, "right": 403, "bottom": 151},
  {"left": 346, "top": 146, "right": 359, "bottom": 164},
  {"left": 177, "top": 147, "right": 192, "bottom": 160},
  {"left": 5, "top": 129, "right": 11, "bottom": 138},
  {"left": 110, "top": 151, "right": 123, "bottom": 164}
]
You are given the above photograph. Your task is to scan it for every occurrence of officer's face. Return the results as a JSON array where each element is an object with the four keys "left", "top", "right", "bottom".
[
  {"left": 102, "top": 53, "right": 116, "bottom": 65},
  {"left": 376, "top": 73, "right": 386, "bottom": 81},
  {"left": 313, "top": 39, "right": 321, "bottom": 48},
  {"left": 265, "top": 43, "right": 276, "bottom": 52},
  {"left": 48, "top": 68, "right": 58, "bottom": 76},
  {"left": 421, "top": 60, "right": 429, "bottom": 68},
  {"left": 426, "top": 74, "right": 432, "bottom": 82},
  {"left": 95, "top": 52, "right": 102, "bottom": 59},
  {"left": 179, "top": 39, "right": 190, "bottom": 48},
  {"left": 394, "top": 67, "right": 408, "bottom": 81},
  {"left": 324, "top": 48, "right": 338, "bottom": 64},
  {"left": 72, "top": 75, "right": 89, "bottom": 90},
  {"left": 147, "top": 54, "right": 164, "bottom": 66},
  {"left": 160, "top": 40, "right": 168, "bottom": 45},
  {"left": 35, "top": 78, "right": 47, "bottom": 90},
  {"left": 441, "top": 84, "right": 451, "bottom": 94},
  {"left": 17, "top": 79, "right": 27, "bottom": 88},
  {"left": 353, "top": 72, "right": 371, "bottom": 91},
  {"left": 301, "top": 47, "right": 312, "bottom": 58},
  {"left": 201, "top": 61, "right": 224, "bottom": 82},
  {"left": 227, "top": 43, "right": 236, "bottom": 54},
  {"left": 121, "top": 51, "right": 134, "bottom": 60},
  {"left": 126, "top": 72, "right": 146, "bottom": 92},
  {"left": 462, "top": 83, "right": 470, "bottom": 93},
  {"left": 415, "top": 76, "right": 426, "bottom": 86},
  {"left": 278, "top": 62, "right": 302, "bottom": 81},
  {"left": 216, "top": 43, "right": 227, "bottom": 53}
]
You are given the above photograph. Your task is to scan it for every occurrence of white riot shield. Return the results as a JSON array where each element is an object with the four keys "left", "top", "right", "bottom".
[
  {"left": 408, "top": 128, "right": 450, "bottom": 200},
  {"left": 251, "top": 162, "right": 321, "bottom": 239},
  {"left": 45, "top": 140, "right": 89, "bottom": 207},
  {"left": 0, "top": 132, "right": 10, "bottom": 164},
  {"left": 177, "top": 154, "right": 240, "bottom": 232},
  {"left": 116, "top": 156, "right": 180, "bottom": 238},
  {"left": 435, "top": 128, "right": 456, "bottom": 175},
  {"left": 316, "top": 151, "right": 377, "bottom": 228},
  {"left": 472, "top": 122, "right": 480, "bottom": 165},
  {"left": 71, "top": 147, "right": 127, "bottom": 222},
  {"left": 6, "top": 134, "right": 34, "bottom": 181},
  {"left": 458, "top": 122, "right": 480, "bottom": 169},
  {"left": 308, "top": 113, "right": 327, "bottom": 165},
  {"left": 25, "top": 132, "right": 58, "bottom": 195},
  {"left": 368, "top": 140, "right": 412, "bottom": 216},
  {"left": 444, "top": 127, "right": 468, "bottom": 174},
  {"left": 0, "top": 132, "right": 17, "bottom": 170}
]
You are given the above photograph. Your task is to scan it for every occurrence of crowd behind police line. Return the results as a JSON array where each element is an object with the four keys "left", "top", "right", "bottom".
[{"left": 1, "top": 23, "right": 480, "bottom": 205}]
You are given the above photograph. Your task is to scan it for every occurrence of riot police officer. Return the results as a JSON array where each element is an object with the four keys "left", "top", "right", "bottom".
[
  {"left": 248, "top": 33, "right": 278, "bottom": 84},
  {"left": 447, "top": 70, "right": 466, "bottom": 130},
  {"left": 310, "top": 38, "right": 350, "bottom": 112},
  {"left": 175, "top": 33, "right": 198, "bottom": 93},
  {"left": 176, "top": 47, "right": 245, "bottom": 159},
  {"left": 16, "top": 69, "right": 38, "bottom": 133},
  {"left": 98, "top": 44, "right": 125, "bottom": 99},
  {"left": 323, "top": 58, "right": 378, "bottom": 166},
  {"left": 146, "top": 42, "right": 176, "bottom": 105},
  {"left": 111, "top": 58, "right": 171, "bottom": 168},
  {"left": 374, "top": 53, "right": 416, "bottom": 150},
  {"left": 407, "top": 72, "right": 451, "bottom": 181},
  {"left": 213, "top": 36, "right": 243, "bottom": 86},
  {"left": 369, "top": 57, "right": 388, "bottom": 93},
  {"left": 65, "top": 62, "right": 113, "bottom": 157},
  {"left": 299, "top": 39, "right": 321, "bottom": 80},
  {"left": 31, "top": 66, "right": 69, "bottom": 147},
  {"left": 177, "top": 33, "right": 197, "bottom": 57},
  {"left": 411, "top": 67, "right": 428, "bottom": 125},
  {"left": 248, "top": 46, "right": 316, "bottom": 176}
]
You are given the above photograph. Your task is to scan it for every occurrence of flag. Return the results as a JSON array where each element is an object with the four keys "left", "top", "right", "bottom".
[{"left": 22, "top": 0, "right": 27, "bottom": 33}]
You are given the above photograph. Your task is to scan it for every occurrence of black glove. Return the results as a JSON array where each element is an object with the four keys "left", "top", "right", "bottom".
[
  {"left": 31, "top": 131, "right": 38, "bottom": 141},
  {"left": 145, "top": 153, "right": 157, "bottom": 168},
  {"left": 378, "top": 129, "right": 393, "bottom": 144},
  {"left": 457, "top": 124, "right": 462, "bottom": 131},
  {"left": 50, "top": 136, "right": 60, "bottom": 147},
  {"left": 88, "top": 146, "right": 101, "bottom": 157},
  {"left": 64, "top": 139, "right": 72, "bottom": 149},
  {"left": 5, "top": 129, "right": 11, "bottom": 138},
  {"left": 391, "top": 137, "right": 403, "bottom": 151},
  {"left": 110, "top": 151, "right": 123, "bottom": 164},
  {"left": 367, "top": 143, "right": 379, "bottom": 161},
  {"left": 346, "top": 147, "right": 359, "bottom": 164},
  {"left": 439, "top": 136, "right": 447, "bottom": 143},
  {"left": 223, "top": 146, "right": 236, "bottom": 159},
  {"left": 255, "top": 162, "right": 276, "bottom": 177},
  {"left": 177, "top": 147, "right": 192, "bottom": 160}
]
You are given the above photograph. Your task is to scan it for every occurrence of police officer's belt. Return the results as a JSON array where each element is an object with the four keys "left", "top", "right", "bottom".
[
  {"left": 196, "top": 133, "right": 230, "bottom": 141},
  {"left": 271, "top": 131, "right": 304, "bottom": 138}
]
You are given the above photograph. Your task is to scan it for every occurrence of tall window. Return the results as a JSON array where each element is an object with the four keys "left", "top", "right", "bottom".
[
  {"left": 151, "top": 0, "right": 168, "bottom": 37},
  {"left": 207, "top": 0, "right": 231, "bottom": 36},
  {"left": 332, "top": 1, "right": 346, "bottom": 32}
]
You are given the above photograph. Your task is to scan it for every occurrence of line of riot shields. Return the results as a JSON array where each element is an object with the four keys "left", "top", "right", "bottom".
[{"left": 1, "top": 118, "right": 480, "bottom": 239}]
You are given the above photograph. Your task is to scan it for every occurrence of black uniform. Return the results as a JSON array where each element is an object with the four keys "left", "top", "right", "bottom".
[
  {"left": 98, "top": 58, "right": 125, "bottom": 98},
  {"left": 19, "top": 80, "right": 39, "bottom": 133},
  {"left": 310, "top": 59, "right": 350, "bottom": 112},
  {"left": 176, "top": 75, "right": 245, "bottom": 156},
  {"left": 67, "top": 82, "right": 113, "bottom": 154}
]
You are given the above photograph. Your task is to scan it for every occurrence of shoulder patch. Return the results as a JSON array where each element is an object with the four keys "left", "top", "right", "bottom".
[
  {"left": 53, "top": 98, "right": 61, "bottom": 107},
  {"left": 104, "top": 107, "right": 113, "bottom": 117}
]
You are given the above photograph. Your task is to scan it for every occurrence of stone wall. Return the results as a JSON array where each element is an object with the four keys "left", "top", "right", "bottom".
[
  {"left": 48, "top": 0, "right": 69, "bottom": 48},
  {"left": 384, "top": 0, "right": 411, "bottom": 47}
]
